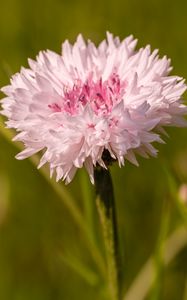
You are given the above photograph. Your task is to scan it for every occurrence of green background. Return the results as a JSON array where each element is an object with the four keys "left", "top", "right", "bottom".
[{"left": 0, "top": 0, "right": 187, "bottom": 299}]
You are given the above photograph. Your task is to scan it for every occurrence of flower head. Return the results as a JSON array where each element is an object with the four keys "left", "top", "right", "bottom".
[{"left": 1, "top": 33, "right": 187, "bottom": 183}]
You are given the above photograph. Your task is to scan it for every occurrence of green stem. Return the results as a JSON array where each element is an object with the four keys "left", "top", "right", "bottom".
[{"left": 94, "top": 167, "right": 120, "bottom": 300}]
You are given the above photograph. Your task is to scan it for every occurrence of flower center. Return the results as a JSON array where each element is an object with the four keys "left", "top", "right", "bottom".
[{"left": 48, "top": 73, "right": 127, "bottom": 115}]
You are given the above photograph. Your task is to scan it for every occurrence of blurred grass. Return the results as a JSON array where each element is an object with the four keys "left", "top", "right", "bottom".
[{"left": 0, "top": 0, "right": 187, "bottom": 299}]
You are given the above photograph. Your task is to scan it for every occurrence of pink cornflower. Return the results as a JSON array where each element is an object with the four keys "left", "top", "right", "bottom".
[{"left": 1, "top": 33, "right": 187, "bottom": 183}]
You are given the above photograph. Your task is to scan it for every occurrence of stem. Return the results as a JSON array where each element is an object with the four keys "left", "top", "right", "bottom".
[{"left": 94, "top": 166, "right": 120, "bottom": 300}]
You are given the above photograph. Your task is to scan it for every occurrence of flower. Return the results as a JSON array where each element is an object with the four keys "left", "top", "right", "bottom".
[
  {"left": 179, "top": 184, "right": 187, "bottom": 206},
  {"left": 1, "top": 33, "right": 187, "bottom": 184}
]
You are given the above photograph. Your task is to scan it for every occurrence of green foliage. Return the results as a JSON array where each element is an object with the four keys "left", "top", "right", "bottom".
[{"left": 0, "top": 0, "right": 187, "bottom": 299}]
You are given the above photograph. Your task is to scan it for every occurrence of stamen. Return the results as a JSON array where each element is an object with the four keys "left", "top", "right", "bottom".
[{"left": 48, "top": 73, "right": 127, "bottom": 115}]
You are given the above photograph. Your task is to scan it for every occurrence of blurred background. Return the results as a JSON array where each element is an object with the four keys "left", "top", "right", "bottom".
[{"left": 0, "top": 0, "right": 187, "bottom": 299}]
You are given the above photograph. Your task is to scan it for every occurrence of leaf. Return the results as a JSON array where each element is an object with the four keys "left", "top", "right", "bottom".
[
  {"left": 123, "top": 226, "right": 187, "bottom": 300},
  {"left": 58, "top": 250, "right": 99, "bottom": 286}
]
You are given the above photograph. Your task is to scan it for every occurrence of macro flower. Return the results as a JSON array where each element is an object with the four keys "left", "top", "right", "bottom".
[{"left": 1, "top": 32, "right": 187, "bottom": 183}]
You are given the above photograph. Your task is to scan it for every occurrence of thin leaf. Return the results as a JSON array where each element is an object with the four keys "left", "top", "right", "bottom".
[
  {"left": 124, "top": 226, "right": 187, "bottom": 300},
  {"left": 0, "top": 117, "right": 106, "bottom": 277},
  {"left": 58, "top": 250, "right": 99, "bottom": 286},
  {"left": 150, "top": 198, "right": 170, "bottom": 300}
]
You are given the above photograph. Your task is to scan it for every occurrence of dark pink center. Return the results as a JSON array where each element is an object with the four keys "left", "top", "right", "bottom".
[{"left": 48, "top": 73, "right": 127, "bottom": 115}]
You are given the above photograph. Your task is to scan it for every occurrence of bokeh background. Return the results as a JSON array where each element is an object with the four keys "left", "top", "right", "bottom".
[{"left": 0, "top": 0, "right": 187, "bottom": 299}]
